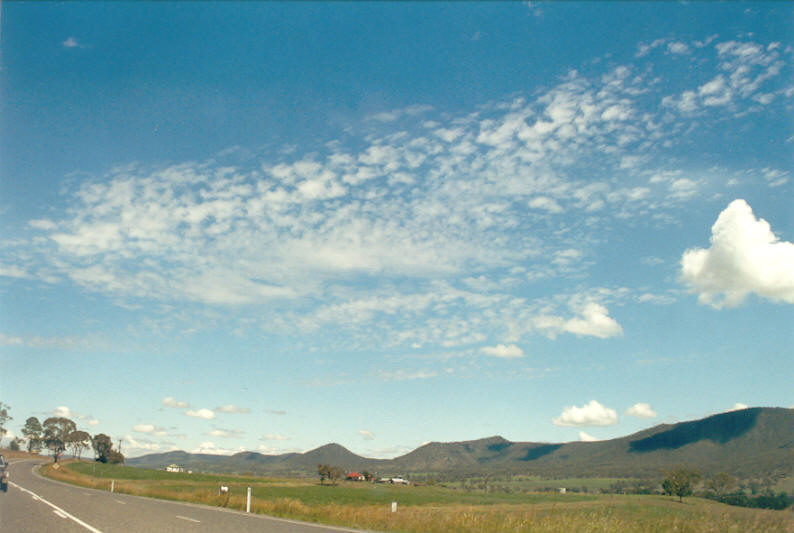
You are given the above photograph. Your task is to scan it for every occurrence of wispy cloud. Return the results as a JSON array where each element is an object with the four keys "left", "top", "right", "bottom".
[
  {"left": 207, "top": 428, "right": 244, "bottom": 439},
  {"left": 0, "top": 264, "right": 28, "bottom": 278},
  {"left": 358, "top": 430, "right": 375, "bottom": 441},
  {"left": 192, "top": 441, "right": 245, "bottom": 455},
  {"left": 377, "top": 369, "right": 437, "bottom": 382},
  {"left": 215, "top": 405, "right": 250, "bottom": 414},
  {"left": 0, "top": 333, "right": 103, "bottom": 351},
  {"left": 261, "top": 434, "right": 289, "bottom": 441},
  {"left": 123, "top": 435, "right": 167, "bottom": 453}
]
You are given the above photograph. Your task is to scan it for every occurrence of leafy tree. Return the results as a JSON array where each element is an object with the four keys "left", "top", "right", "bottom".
[
  {"left": 107, "top": 449, "right": 125, "bottom": 464},
  {"left": 662, "top": 465, "right": 701, "bottom": 503},
  {"left": 0, "top": 402, "right": 11, "bottom": 440},
  {"left": 318, "top": 463, "right": 330, "bottom": 485},
  {"left": 92, "top": 433, "right": 113, "bottom": 463},
  {"left": 66, "top": 430, "right": 92, "bottom": 460},
  {"left": 706, "top": 472, "right": 736, "bottom": 498},
  {"left": 328, "top": 466, "right": 345, "bottom": 486},
  {"left": 10, "top": 437, "right": 24, "bottom": 451},
  {"left": 43, "top": 417, "right": 77, "bottom": 461},
  {"left": 317, "top": 464, "right": 344, "bottom": 486},
  {"left": 21, "top": 417, "right": 43, "bottom": 453}
]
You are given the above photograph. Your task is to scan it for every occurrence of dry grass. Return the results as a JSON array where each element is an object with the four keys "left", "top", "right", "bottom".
[
  {"left": 0, "top": 448, "right": 46, "bottom": 460},
  {"left": 43, "top": 461, "right": 794, "bottom": 533}
]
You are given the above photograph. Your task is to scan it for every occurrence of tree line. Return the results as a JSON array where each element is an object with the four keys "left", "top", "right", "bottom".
[
  {"left": 652, "top": 465, "right": 792, "bottom": 510},
  {"left": 0, "top": 402, "right": 123, "bottom": 464}
]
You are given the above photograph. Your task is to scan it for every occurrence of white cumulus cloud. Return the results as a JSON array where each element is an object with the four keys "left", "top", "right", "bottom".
[
  {"left": 133, "top": 424, "right": 167, "bottom": 436},
  {"left": 162, "top": 397, "right": 189, "bottom": 408},
  {"left": 51, "top": 406, "right": 99, "bottom": 426},
  {"left": 532, "top": 300, "right": 623, "bottom": 340},
  {"left": 53, "top": 406, "right": 71, "bottom": 417},
  {"left": 681, "top": 199, "right": 794, "bottom": 307},
  {"left": 186, "top": 408, "right": 215, "bottom": 420},
  {"left": 553, "top": 400, "right": 618, "bottom": 427},
  {"left": 562, "top": 302, "right": 623, "bottom": 339},
  {"left": 625, "top": 402, "right": 658, "bottom": 419},
  {"left": 480, "top": 343, "right": 525, "bottom": 359},
  {"left": 579, "top": 431, "right": 599, "bottom": 442}
]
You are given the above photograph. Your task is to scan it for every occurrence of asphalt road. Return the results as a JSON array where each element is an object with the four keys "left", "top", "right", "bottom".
[{"left": 0, "top": 460, "right": 371, "bottom": 533}]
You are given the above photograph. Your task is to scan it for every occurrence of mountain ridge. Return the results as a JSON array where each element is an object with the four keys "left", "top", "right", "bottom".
[{"left": 127, "top": 407, "right": 794, "bottom": 479}]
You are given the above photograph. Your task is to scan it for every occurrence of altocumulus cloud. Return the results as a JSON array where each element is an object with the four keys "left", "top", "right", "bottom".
[
  {"left": 9, "top": 36, "right": 788, "bottom": 355},
  {"left": 553, "top": 400, "right": 618, "bottom": 427},
  {"left": 682, "top": 199, "right": 794, "bottom": 308}
]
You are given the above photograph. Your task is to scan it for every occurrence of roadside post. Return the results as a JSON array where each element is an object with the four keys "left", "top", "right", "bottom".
[
  {"left": 246, "top": 486, "right": 251, "bottom": 513},
  {"left": 111, "top": 480, "right": 115, "bottom": 493},
  {"left": 391, "top": 501, "right": 397, "bottom": 513}
]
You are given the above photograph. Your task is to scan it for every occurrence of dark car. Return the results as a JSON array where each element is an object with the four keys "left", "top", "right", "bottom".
[{"left": 0, "top": 455, "right": 8, "bottom": 492}]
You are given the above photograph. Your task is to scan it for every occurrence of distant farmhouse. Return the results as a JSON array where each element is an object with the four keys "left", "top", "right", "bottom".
[
  {"left": 165, "top": 464, "right": 184, "bottom": 473},
  {"left": 346, "top": 471, "right": 365, "bottom": 481}
]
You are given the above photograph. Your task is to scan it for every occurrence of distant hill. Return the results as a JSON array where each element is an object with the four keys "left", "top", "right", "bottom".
[{"left": 127, "top": 407, "right": 794, "bottom": 479}]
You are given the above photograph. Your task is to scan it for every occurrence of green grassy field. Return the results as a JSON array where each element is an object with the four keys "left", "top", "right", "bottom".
[
  {"left": 67, "top": 461, "right": 590, "bottom": 506},
  {"left": 439, "top": 474, "right": 625, "bottom": 492},
  {"left": 45, "top": 461, "right": 794, "bottom": 533}
]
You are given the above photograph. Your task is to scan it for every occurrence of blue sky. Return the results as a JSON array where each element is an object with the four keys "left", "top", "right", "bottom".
[{"left": 1, "top": 2, "right": 793, "bottom": 459}]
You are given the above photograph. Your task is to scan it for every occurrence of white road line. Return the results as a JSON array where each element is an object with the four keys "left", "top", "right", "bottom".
[
  {"left": 115, "top": 499, "right": 126, "bottom": 504},
  {"left": 10, "top": 482, "right": 106, "bottom": 533},
  {"left": 176, "top": 515, "right": 201, "bottom": 523}
]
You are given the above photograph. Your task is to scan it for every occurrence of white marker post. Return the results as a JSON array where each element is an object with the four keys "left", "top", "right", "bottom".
[
  {"left": 246, "top": 486, "right": 251, "bottom": 513},
  {"left": 391, "top": 501, "right": 397, "bottom": 513},
  {"left": 110, "top": 480, "right": 114, "bottom": 493}
]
